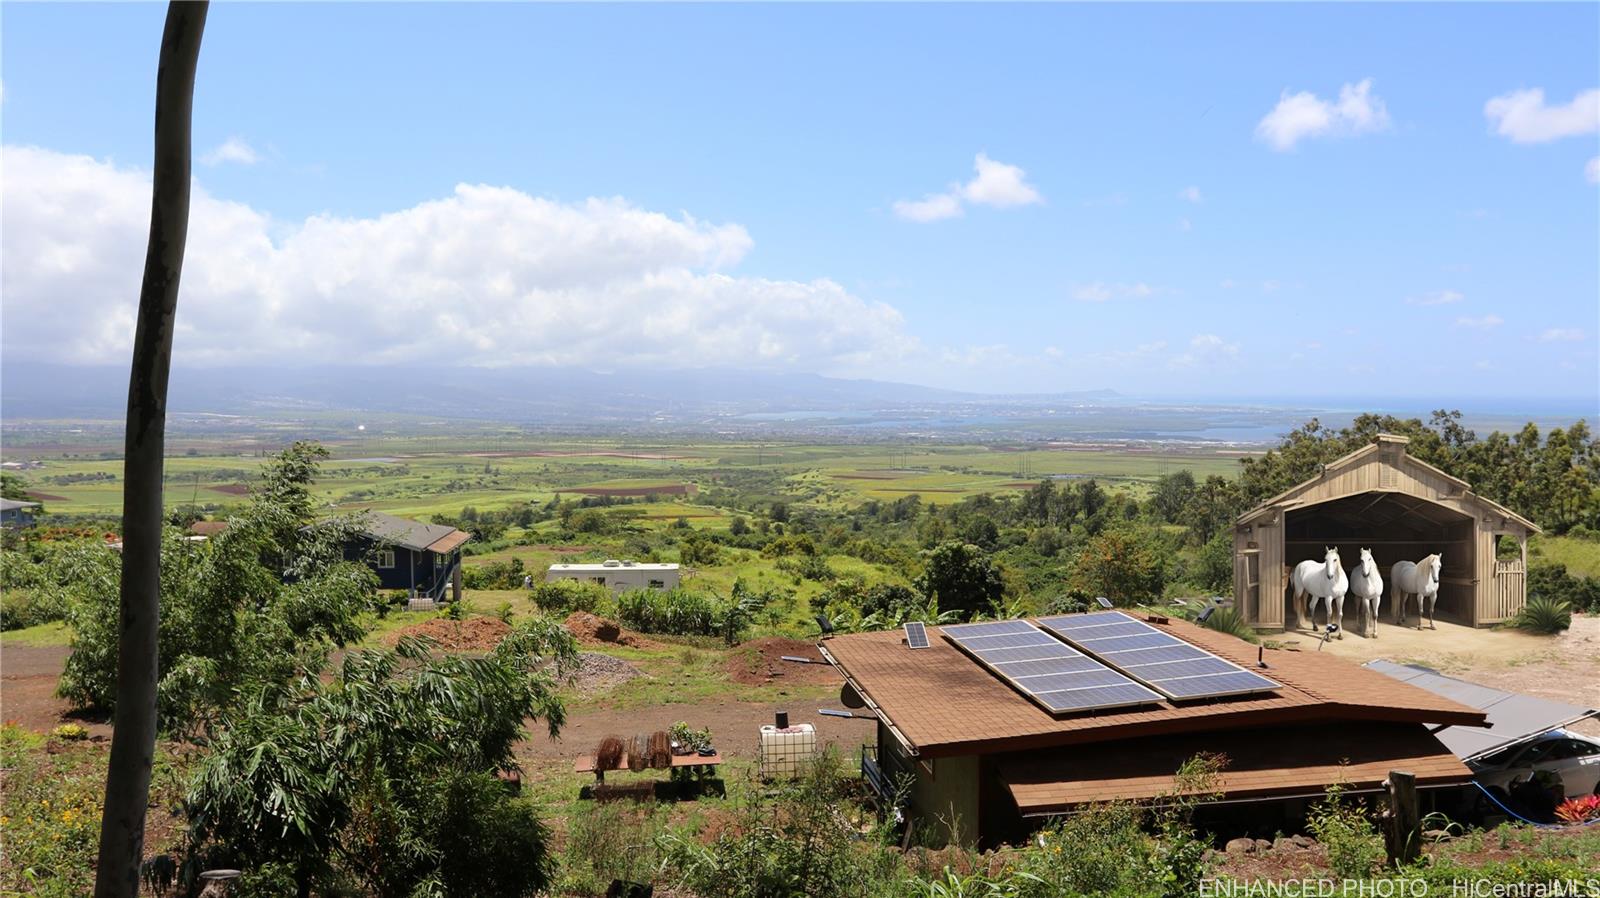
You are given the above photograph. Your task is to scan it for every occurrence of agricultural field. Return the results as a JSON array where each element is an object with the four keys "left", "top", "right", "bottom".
[{"left": 5, "top": 437, "right": 1249, "bottom": 521}]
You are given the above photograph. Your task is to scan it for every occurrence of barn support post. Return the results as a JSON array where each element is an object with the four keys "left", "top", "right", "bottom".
[{"left": 1383, "top": 771, "right": 1420, "bottom": 867}]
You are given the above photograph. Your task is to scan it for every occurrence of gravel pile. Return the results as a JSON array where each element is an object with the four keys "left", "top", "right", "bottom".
[{"left": 569, "top": 652, "right": 646, "bottom": 694}]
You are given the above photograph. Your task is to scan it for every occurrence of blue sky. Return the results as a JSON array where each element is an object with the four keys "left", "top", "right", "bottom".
[{"left": 2, "top": 3, "right": 1597, "bottom": 407}]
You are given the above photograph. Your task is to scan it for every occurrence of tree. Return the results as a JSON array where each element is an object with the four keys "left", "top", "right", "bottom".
[
  {"left": 184, "top": 619, "right": 575, "bottom": 898},
  {"left": 61, "top": 442, "right": 379, "bottom": 735},
  {"left": 1149, "top": 470, "right": 1197, "bottom": 523},
  {"left": 1180, "top": 475, "right": 1242, "bottom": 546},
  {"left": 915, "top": 541, "right": 1005, "bottom": 619},
  {"left": 97, "top": 5, "right": 208, "bottom": 896},
  {"left": 1070, "top": 529, "right": 1165, "bottom": 605}
]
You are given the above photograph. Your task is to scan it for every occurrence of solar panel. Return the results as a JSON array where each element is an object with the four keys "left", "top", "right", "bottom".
[
  {"left": 904, "top": 621, "right": 930, "bottom": 649},
  {"left": 1038, "top": 611, "right": 1280, "bottom": 701},
  {"left": 941, "top": 619, "right": 1162, "bottom": 714}
]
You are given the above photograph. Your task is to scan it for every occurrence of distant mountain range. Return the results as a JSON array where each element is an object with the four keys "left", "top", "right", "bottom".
[{"left": 0, "top": 363, "right": 1118, "bottom": 420}]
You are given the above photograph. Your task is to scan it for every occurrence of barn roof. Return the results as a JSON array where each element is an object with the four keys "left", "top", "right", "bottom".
[
  {"left": 1236, "top": 434, "right": 1539, "bottom": 533},
  {"left": 819, "top": 615, "right": 1486, "bottom": 759}
]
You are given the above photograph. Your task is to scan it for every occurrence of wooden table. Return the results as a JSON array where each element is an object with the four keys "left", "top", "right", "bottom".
[{"left": 574, "top": 752, "right": 723, "bottom": 783}]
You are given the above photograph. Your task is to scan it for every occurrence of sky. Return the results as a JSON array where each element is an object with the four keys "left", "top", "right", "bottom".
[{"left": 2, "top": 2, "right": 1597, "bottom": 407}]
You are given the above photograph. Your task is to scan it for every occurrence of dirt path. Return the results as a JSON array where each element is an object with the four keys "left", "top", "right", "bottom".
[{"left": 1, "top": 643, "right": 867, "bottom": 760}]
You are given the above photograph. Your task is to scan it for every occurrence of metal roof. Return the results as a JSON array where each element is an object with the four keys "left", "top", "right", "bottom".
[
  {"left": 0, "top": 498, "right": 41, "bottom": 511},
  {"left": 1363, "top": 659, "right": 1598, "bottom": 761},
  {"left": 357, "top": 511, "right": 467, "bottom": 553}
]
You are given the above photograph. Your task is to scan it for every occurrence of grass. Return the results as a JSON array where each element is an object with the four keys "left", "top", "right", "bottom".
[
  {"left": 1, "top": 620, "right": 72, "bottom": 647},
  {"left": 1529, "top": 534, "right": 1600, "bottom": 579}
]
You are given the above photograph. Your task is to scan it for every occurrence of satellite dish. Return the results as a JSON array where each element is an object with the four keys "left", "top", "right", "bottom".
[{"left": 840, "top": 683, "right": 866, "bottom": 709}]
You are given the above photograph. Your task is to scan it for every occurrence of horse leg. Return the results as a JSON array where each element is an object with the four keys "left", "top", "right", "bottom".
[
  {"left": 1427, "top": 594, "right": 1437, "bottom": 630},
  {"left": 1334, "top": 595, "right": 1344, "bottom": 638},
  {"left": 1294, "top": 587, "right": 1306, "bottom": 630}
]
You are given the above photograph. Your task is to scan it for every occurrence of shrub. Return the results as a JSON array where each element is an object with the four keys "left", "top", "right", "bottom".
[
  {"left": 679, "top": 534, "right": 721, "bottom": 567},
  {"left": 615, "top": 588, "right": 718, "bottom": 636},
  {"left": 657, "top": 750, "right": 899, "bottom": 898},
  {"left": 777, "top": 553, "right": 836, "bottom": 581},
  {"left": 1509, "top": 596, "right": 1572, "bottom": 634},
  {"left": 463, "top": 556, "right": 526, "bottom": 589},
  {"left": 1069, "top": 528, "right": 1165, "bottom": 605},
  {"left": 561, "top": 803, "right": 665, "bottom": 894},
  {"left": 528, "top": 579, "right": 610, "bottom": 615},
  {"left": 1198, "top": 607, "right": 1259, "bottom": 644},
  {"left": 1527, "top": 563, "right": 1600, "bottom": 613},
  {"left": 1306, "top": 783, "right": 1384, "bottom": 879}
]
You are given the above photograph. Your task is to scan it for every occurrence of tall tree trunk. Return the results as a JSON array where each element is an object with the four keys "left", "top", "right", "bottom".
[{"left": 95, "top": 4, "right": 208, "bottom": 896}]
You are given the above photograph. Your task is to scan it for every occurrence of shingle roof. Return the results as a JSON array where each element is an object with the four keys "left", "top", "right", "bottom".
[
  {"left": 1000, "top": 721, "right": 1470, "bottom": 812},
  {"left": 358, "top": 512, "right": 467, "bottom": 552},
  {"left": 820, "top": 616, "right": 1487, "bottom": 758}
]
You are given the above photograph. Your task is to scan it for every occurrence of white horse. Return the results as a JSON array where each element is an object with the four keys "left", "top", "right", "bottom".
[
  {"left": 1346, "top": 548, "right": 1384, "bottom": 639},
  {"left": 1392, "top": 553, "right": 1443, "bottom": 630},
  {"left": 1292, "top": 547, "right": 1349, "bottom": 636}
]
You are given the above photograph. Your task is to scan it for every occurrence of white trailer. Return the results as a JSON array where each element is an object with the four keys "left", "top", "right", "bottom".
[{"left": 545, "top": 559, "right": 681, "bottom": 593}]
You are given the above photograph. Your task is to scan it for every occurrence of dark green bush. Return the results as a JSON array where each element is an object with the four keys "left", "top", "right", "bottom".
[
  {"left": 528, "top": 579, "right": 610, "bottom": 615},
  {"left": 1527, "top": 563, "right": 1600, "bottom": 613},
  {"left": 1509, "top": 596, "right": 1572, "bottom": 634}
]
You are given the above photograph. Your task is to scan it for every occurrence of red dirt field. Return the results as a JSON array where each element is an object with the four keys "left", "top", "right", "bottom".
[
  {"left": 563, "top": 484, "right": 696, "bottom": 497},
  {"left": 562, "top": 612, "right": 658, "bottom": 649},
  {"left": 725, "top": 637, "right": 841, "bottom": 687},
  {"left": 206, "top": 483, "right": 251, "bottom": 495},
  {"left": 386, "top": 617, "right": 511, "bottom": 651},
  {"left": 22, "top": 491, "right": 67, "bottom": 502}
]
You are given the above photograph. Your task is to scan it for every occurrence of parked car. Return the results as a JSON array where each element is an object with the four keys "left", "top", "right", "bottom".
[{"left": 1469, "top": 730, "right": 1600, "bottom": 800}]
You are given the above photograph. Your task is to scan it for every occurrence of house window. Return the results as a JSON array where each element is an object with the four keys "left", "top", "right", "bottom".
[
  {"left": 648, "top": 579, "right": 665, "bottom": 589},
  {"left": 376, "top": 549, "right": 396, "bottom": 569},
  {"left": 591, "top": 577, "right": 606, "bottom": 586}
]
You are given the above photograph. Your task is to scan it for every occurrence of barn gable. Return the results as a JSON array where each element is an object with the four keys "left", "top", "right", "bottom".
[{"left": 1233, "top": 435, "right": 1538, "bottom": 631}]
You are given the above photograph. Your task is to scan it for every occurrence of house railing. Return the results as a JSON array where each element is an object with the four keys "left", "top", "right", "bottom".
[{"left": 422, "top": 559, "right": 459, "bottom": 602}]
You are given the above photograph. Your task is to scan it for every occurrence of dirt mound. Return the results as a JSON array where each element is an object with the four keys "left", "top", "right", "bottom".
[
  {"left": 563, "top": 612, "right": 656, "bottom": 648},
  {"left": 725, "top": 637, "right": 839, "bottom": 686},
  {"left": 388, "top": 616, "right": 511, "bottom": 652}
]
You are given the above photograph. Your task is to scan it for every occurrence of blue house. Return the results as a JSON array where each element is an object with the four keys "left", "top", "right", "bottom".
[
  {"left": 344, "top": 512, "right": 470, "bottom": 602},
  {"left": 0, "top": 498, "right": 40, "bottom": 528}
]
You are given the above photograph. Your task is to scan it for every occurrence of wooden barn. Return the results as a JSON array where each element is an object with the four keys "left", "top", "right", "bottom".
[{"left": 1232, "top": 434, "right": 1539, "bottom": 631}]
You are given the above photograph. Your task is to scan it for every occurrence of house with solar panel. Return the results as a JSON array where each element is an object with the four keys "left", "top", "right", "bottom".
[
  {"left": 337, "top": 511, "right": 471, "bottom": 604},
  {"left": 820, "top": 611, "right": 1490, "bottom": 848}
]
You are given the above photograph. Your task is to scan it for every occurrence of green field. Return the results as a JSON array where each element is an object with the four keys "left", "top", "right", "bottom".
[{"left": 11, "top": 438, "right": 1248, "bottom": 522}]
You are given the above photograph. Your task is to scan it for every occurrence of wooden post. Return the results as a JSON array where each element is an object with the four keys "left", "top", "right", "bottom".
[{"left": 1384, "top": 771, "right": 1420, "bottom": 866}]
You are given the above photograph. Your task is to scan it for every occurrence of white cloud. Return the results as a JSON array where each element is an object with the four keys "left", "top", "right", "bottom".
[
  {"left": 893, "top": 153, "right": 1041, "bottom": 222},
  {"left": 1406, "top": 289, "right": 1464, "bottom": 306},
  {"left": 1255, "top": 79, "right": 1391, "bottom": 151},
  {"left": 0, "top": 145, "right": 916, "bottom": 371},
  {"left": 1169, "top": 333, "right": 1239, "bottom": 369},
  {"left": 891, "top": 192, "right": 964, "bottom": 223},
  {"left": 1587, "top": 157, "right": 1600, "bottom": 184},
  {"left": 1483, "top": 88, "right": 1599, "bottom": 144},
  {"left": 1537, "top": 328, "right": 1586, "bottom": 342},
  {"left": 1455, "top": 314, "right": 1504, "bottom": 330},
  {"left": 201, "top": 136, "right": 260, "bottom": 166},
  {"left": 1071, "top": 282, "right": 1162, "bottom": 303},
  {"left": 1178, "top": 186, "right": 1203, "bottom": 204}
]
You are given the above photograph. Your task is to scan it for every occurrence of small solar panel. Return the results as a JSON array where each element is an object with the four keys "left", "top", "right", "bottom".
[
  {"left": 904, "top": 621, "right": 930, "bottom": 649},
  {"left": 1038, "top": 611, "right": 1280, "bottom": 701},
  {"left": 941, "top": 619, "right": 1162, "bottom": 714}
]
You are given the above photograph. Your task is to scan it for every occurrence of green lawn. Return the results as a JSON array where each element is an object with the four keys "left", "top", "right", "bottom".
[{"left": 1529, "top": 534, "right": 1600, "bottom": 579}]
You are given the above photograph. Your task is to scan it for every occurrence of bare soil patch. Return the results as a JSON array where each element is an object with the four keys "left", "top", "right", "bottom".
[
  {"left": 0, "top": 644, "right": 110, "bottom": 737},
  {"left": 570, "top": 652, "right": 646, "bottom": 695},
  {"left": 386, "top": 616, "right": 511, "bottom": 652},
  {"left": 563, "top": 612, "right": 658, "bottom": 649},
  {"left": 565, "top": 484, "right": 696, "bottom": 497},
  {"left": 725, "top": 637, "right": 840, "bottom": 687},
  {"left": 23, "top": 491, "right": 67, "bottom": 502}
]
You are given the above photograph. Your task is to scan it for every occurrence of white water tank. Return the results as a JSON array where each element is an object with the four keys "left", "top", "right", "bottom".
[{"left": 759, "top": 721, "right": 816, "bottom": 778}]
